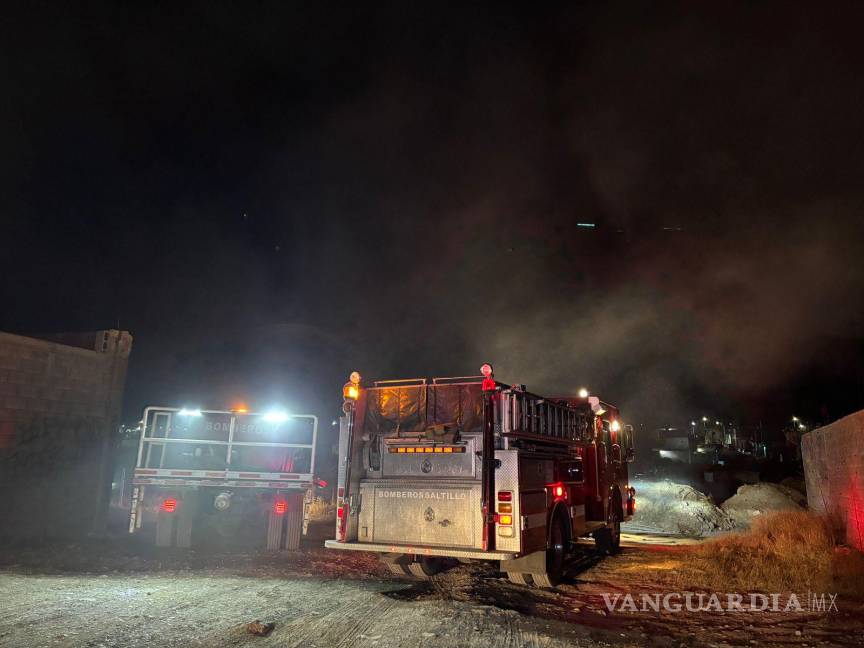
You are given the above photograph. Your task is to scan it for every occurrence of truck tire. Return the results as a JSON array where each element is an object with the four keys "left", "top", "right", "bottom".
[
  {"left": 531, "top": 514, "right": 567, "bottom": 587},
  {"left": 594, "top": 507, "right": 621, "bottom": 554}
]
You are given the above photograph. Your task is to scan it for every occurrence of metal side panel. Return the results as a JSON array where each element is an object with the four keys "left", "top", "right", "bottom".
[{"left": 357, "top": 480, "right": 482, "bottom": 548}]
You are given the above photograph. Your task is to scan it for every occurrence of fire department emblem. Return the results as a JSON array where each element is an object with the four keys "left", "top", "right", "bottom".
[
  {"left": 424, "top": 507, "right": 435, "bottom": 522},
  {"left": 421, "top": 458, "right": 432, "bottom": 473}
]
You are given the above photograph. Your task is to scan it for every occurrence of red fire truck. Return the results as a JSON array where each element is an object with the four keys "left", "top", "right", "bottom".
[
  {"left": 325, "top": 365, "right": 635, "bottom": 586},
  {"left": 129, "top": 406, "right": 318, "bottom": 550}
]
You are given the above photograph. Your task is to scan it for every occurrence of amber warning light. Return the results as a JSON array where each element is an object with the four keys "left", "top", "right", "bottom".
[
  {"left": 343, "top": 371, "right": 361, "bottom": 401},
  {"left": 343, "top": 383, "right": 359, "bottom": 400}
]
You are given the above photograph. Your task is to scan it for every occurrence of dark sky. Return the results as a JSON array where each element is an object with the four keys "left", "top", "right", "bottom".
[{"left": 2, "top": 2, "right": 863, "bottom": 434}]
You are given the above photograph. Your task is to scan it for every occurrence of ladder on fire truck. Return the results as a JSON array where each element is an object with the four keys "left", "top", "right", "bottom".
[{"left": 496, "top": 386, "right": 600, "bottom": 446}]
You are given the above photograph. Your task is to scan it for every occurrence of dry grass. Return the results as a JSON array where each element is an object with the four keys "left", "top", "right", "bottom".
[
  {"left": 676, "top": 510, "right": 864, "bottom": 598},
  {"left": 308, "top": 498, "right": 336, "bottom": 521}
]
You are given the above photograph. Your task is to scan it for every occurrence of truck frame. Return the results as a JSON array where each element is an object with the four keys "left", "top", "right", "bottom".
[
  {"left": 129, "top": 406, "right": 318, "bottom": 550},
  {"left": 325, "top": 367, "right": 635, "bottom": 586}
]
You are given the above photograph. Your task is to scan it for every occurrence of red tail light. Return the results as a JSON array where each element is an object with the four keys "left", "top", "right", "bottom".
[
  {"left": 336, "top": 506, "right": 346, "bottom": 542},
  {"left": 316, "top": 478, "right": 328, "bottom": 488},
  {"left": 548, "top": 482, "right": 567, "bottom": 501},
  {"left": 274, "top": 499, "right": 287, "bottom": 515},
  {"left": 497, "top": 491, "right": 512, "bottom": 502},
  {"left": 161, "top": 498, "right": 177, "bottom": 513}
]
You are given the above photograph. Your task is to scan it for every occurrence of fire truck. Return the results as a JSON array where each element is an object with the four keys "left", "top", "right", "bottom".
[
  {"left": 325, "top": 365, "right": 635, "bottom": 586},
  {"left": 129, "top": 406, "right": 318, "bottom": 550}
]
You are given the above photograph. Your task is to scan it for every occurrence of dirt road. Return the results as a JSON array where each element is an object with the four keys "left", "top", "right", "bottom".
[
  {"left": 1, "top": 536, "right": 862, "bottom": 648},
  {"left": 0, "top": 541, "right": 624, "bottom": 648}
]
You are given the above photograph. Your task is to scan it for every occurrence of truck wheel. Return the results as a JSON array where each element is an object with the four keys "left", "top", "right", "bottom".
[
  {"left": 594, "top": 508, "right": 621, "bottom": 555},
  {"left": 531, "top": 515, "right": 566, "bottom": 587},
  {"left": 609, "top": 512, "right": 621, "bottom": 553}
]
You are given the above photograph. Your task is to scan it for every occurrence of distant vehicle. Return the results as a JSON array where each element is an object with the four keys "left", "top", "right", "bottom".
[
  {"left": 325, "top": 365, "right": 635, "bottom": 586},
  {"left": 129, "top": 407, "right": 318, "bottom": 550}
]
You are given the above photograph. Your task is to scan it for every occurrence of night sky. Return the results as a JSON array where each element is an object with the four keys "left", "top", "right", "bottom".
[{"left": 2, "top": 2, "right": 863, "bottom": 435}]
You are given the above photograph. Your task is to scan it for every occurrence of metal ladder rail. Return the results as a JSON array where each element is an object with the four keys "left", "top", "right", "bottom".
[{"left": 502, "top": 390, "right": 584, "bottom": 441}]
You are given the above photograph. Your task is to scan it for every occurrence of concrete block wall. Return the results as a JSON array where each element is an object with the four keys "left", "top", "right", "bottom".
[
  {"left": 0, "top": 330, "right": 132, "bottom": 541},
  {"left": 801, "top": 410, "right": 864, "bottom": 551}
]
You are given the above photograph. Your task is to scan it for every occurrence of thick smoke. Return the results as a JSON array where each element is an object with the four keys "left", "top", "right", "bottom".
[{"left": 3, "top": 4, "right": 863, "bottom": 432}]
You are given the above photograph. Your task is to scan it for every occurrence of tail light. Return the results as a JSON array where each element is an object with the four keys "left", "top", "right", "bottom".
[
  {"left": 316, "top": 478, "right": 328, "bottom": 488},
  {"left": 274, "top": 499, "right": 287, "bottom": 515},
  {"left": 497, "top": 514, "right": 513, "bottom": 526},
  {"left": 497, "top": 491, "right": 512, "bottom": 502},
  {"left": 549, "top": 482, "right": 567, "bottom": 501},
  {"left": 336, "top": 504, "right": 346, "bottom": 542},
  {"left": 161, "top": 498, "right": 177, "bottom": 513}
]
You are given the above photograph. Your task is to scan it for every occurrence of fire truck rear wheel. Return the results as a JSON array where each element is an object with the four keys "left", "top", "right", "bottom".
[{"left": 532, "top": 515, "right": 566, "bottom": 587}]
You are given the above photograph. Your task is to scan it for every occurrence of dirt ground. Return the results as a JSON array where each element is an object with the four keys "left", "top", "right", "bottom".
[{"left": 1, "top": 526, "right": 862, "bottom": 648}]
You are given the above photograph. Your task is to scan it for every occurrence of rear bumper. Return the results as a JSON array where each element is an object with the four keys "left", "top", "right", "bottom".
[{"left": 324, "top": 540, "right": 516, "bottom": 560}]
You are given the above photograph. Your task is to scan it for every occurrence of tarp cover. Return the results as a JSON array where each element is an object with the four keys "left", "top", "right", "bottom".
[{"left": 363, "top": 383, "right": 483, "bottom": 437}]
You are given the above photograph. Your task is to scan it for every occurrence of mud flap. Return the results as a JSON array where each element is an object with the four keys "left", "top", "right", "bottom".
[
  {"left": 155, "top": 495, "right": 197, "bottom": 548},
  {"left": 499, "top": 550, "right": 547, "bottom": 574},
  {"left": 267, "top": 492, "right": 304, "bottom": 551},
  {"left": 379, "top": 552, "right": 412, "bottom": 575},
  {"left": 175, "top": 495, "right": 197, "bottom": 548},
  {"left": 155, "top": 510, "right": 174, "bottom": 547}
]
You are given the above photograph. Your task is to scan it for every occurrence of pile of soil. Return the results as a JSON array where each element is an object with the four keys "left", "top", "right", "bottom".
[
  {"left": 626, "top": 480, "right": 735, "bottom": 537},
  {"left": 721, "top": 482, "right": 805, "bottom": 528}
]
